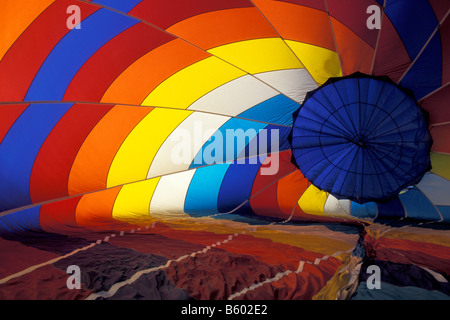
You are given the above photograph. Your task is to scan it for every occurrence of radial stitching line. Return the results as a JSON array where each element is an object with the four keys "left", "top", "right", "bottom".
[
  {"left": 85, "top": 183, "right": 297, "bottom": 299},
  {"left": 85, "top": 202, "right": 297, "bottom": 300},
  {"left": 247, "top": 0, "right": 320, "bottom": 86},
  {"left": 370, "top": 0, "right": 387, "bottom": 74},
  {"left": 0, "top": 148, "right": 294, "bottom": 218},
  {"left": 0, "top": 100, "right": 295, "bottom": 128},
  {"left": 324, "top": 0, "right": 344, "bottom": 77},
  {"left": 85, "top": 226, "right": 255, "bottom": 300},
  {"left": 227, "top": 248, "right": 353, "bottom": 300},
  {"left": 2, "top": 199, "right": 358, "bottom": 298},
  {"left": 0, "top": 222, "right": 157, "bottom": 285},
  {"left": 75, "top": 0, "right": 305, "bottom": 106},
  {"left": 397, "top": 8, "right": 450, "bottom": 84}
]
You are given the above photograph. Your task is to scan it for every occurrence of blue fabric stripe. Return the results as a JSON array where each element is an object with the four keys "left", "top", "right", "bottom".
[
  {"left": 350, "top": 201, "right": 377, "bottom": 219},
  {"left": 0, "top": 103, "right": 73, "bottom": 212},
  {"left": 217, "top": 156, "right": 265, "bottom": 215},
  {"left": 351, "top": 281, "right": 450, "bottom": 300},
  {"left": 237, "top": 94, "right": 300, "bottom": 126},
  {"left": 399, "top": 188, "right": 441, "bottom": 221},
  {"left": 436, "top": 206, "right": 450, "bottom": 223},
  {"left": 25, "top": 9, "right": 139, "bottom": 101},
  {"left": 0, "top": 206, "right": 42, "bottom": 236},
  {"left": 400, "top": 30, "right": 442, "bottom": 100},
  {"left": 377, "top": 197, "right": 405, "bottom": 219},
  {"left": 91, "top": 0, "right": 142, "bottom": 13},
  {"left": 237, "top": 124, "right": 291, "bottom": 160},
  {"left": 383, "top": 0, "right": 439, "bottom": 60},
  {"left": 190, "top": 118, "right": 267, "bottom": 169},
  {"left": 184, "top": 164, "right": 231, "bottom": 216}
]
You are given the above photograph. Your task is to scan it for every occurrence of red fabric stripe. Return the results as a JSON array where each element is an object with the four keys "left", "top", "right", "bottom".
[
  {"left": 0, "top": 236, "right": 59, "bottom": 278},
  {"left": 429, "top": 0, "right": 450, "bottom": 22},
  {"left": 30, "top": 103, "right": 113, "bottom": 204},
  {"left": 141, "top": 223, "right": 336, "bottom": 270},
  {"left": 364, "top": 234, "right": 450, "bottom": 275},
  {"left": 63, "top": 22, "right": 174, "bottom": 101},
  {"left": 250, "top": 182, "right": 284, "bottom": 218},
  {"left": 0, "top": 104, "right": 28, "bottom": 143},
  {"left": 39, "top": 196, "right": 83, "bottom": 234},
  {"left": 372, "top": 15, "right": 411, "bottom": 82},
  {"left": 327, "top": 0, "right": 380, "bottom": 49},
  {"left": 0, "top": 265, "right": 92, "bottom": 300},
  {"left": 128, "top": 0, "right": 252, "bottom": 29},
  {"left": 440, "top": 17, "right": 450, "bottom": 85},
  {"left": 249, "top": 151, "right": 297, "bottom": 218},
  {"left": 420, "top": 85, "right": 450, "bottom": 124},
  {"left": 0, "top": 1, "right": 98, "bottom": 101},
  {"left": 250, "top": 150, "right": 297, "bottom": 195},
  {"left": 430, "top": 124, "right": 450, "bottom": 154},
  {"left": 241, "top": 261, "right": 340, "bottom": 300}
]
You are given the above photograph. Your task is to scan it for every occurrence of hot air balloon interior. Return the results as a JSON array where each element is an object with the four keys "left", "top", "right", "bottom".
[{"left": 0, "top": 0, "right": 449, "bottom": 301}]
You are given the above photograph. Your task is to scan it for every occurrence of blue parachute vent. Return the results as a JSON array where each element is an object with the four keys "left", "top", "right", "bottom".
[{"left": 290, "top": 72, "right": 433, "bottom": 204}]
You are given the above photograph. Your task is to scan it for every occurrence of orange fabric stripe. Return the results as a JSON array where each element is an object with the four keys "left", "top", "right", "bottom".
[
  {"left": 0, "top": 0, "right": 54, "bottom": 61},
  {"left": 75, "top": 186, "right": 122, "bottom": 229},
  {"left": 166, "top": 7, "right": 278, "bottom": 50},
  {"left": 277, "top": 170, "right": 309, "bottom": 217},
  {"left": 68, "top": 105, "right": 153, "bottom": 196},
  {"left": 252, "top": 0, "right": 336, "bottom": 51},
  {"left": 331, "top": 17, "right": 374, "bottom": 75},
  {"left": 100, "top": 39, "right": 210, "bottom": 105}
]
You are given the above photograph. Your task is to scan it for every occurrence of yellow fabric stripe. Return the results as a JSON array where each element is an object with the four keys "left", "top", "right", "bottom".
[
  {"left": 431, "top": 152, "right": 450, "bottom": 180},
  {"left": 364, "top": 223, "right": 450, "bottom": 247},
  {"left": 298, "top": 184, "right": 328, "bottom": 216},
  {"left": 155, "top": 217, "right": 356, "bottom": 254},
  {"left": 207, "top": 38, "right": 303, "bottom": 74},
  {"left": 107, "top": 108, "right": 192, "bottom": 188},
  {"left": 313, "top": 254, "right": 361, "bottom": 300},
  {"left": 141, "top": 56, "right": 245, "bottom": 108},
  {"left": 285, "top": 40, "right": 342, "bottom": 85},
  {"left": 112, "top": 178, "right": 160, "bottom": 223}
]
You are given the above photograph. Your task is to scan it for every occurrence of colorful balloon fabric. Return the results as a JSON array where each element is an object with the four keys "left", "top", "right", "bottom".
[{"left": 0, "top": 0, "right": 449, "bottom": 300}]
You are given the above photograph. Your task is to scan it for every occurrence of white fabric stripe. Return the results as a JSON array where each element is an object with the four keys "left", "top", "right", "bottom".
[
  {"left": 323, "top": 194, "right": 352, "bottom": 217},
  {"left": 149, "top": 169, "right": 196, "bottom": 218},
  {"left": 297, "top": 261, "right": 305, "bottom": 273},
  {"left": 147, "top": 112, "right": 230, "bottom": 179},
  {"left": 254, "top": 68, "right": 318, "bottom": 103},
  {"left": 188, "top": 74, "right": 279, "bottom": 116},
  {"left": 416, "top": 172, "right": 450, "bottom": 206}
]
